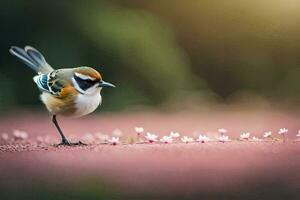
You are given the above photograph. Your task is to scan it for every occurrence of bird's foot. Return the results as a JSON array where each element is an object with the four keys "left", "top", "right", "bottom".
[
  {"left": 70, "top": 141, "right": 87, "bottom": 146},
  {"left": 54, "top": 139, "right": 87, "bottom": 147}
]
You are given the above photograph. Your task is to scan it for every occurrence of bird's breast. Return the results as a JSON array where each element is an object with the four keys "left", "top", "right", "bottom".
[{"left": 74, "top": 92, "right": 102, "bottom": 117}]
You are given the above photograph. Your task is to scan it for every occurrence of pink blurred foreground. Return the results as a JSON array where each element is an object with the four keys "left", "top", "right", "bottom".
[{"left": 0, "top": 110, "right": 299, "bottom": 199}]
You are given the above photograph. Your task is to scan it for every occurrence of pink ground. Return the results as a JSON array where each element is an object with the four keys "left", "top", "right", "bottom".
[{"left": 0, "top": 109, "right": 300, "bottom": 199}]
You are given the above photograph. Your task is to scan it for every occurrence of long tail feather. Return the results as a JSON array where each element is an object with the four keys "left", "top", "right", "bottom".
[
  {"left": 9, "top": 46, "right": 54, "bottom": 74},
  {"left": 9, "top": 46, "right": 38, "bottom": 70},
  {"left": 25, "top": 46, "right": 52, "bottom": 71}
]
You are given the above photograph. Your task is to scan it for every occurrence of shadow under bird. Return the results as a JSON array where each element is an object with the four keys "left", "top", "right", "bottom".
[{"left": 9, "top": 46, "right": 115, "bottom": 146}]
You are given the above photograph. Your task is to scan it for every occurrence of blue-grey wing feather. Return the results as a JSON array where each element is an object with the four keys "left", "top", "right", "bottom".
[
  {"left": 34, "top": 74, "right": 51, "bottom": 93},
  {"left": 33, "top": 70, "right": 66, "bottom": 96}
]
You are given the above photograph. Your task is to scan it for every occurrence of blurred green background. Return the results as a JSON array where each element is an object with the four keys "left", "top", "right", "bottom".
[{"left": 1, "top": 0, "right": 300, "bottom": 112}]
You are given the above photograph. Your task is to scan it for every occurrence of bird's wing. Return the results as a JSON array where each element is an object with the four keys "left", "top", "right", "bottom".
[{"left": 33, "top": 70, "right": 77, "bottom": 98}]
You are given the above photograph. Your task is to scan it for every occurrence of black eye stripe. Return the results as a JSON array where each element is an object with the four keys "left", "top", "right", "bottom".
[{"left": 74, "top": 75, "right": 98, "bottom": 91}]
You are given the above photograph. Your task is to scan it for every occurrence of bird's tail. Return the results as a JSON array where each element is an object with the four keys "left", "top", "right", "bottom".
[{"left": 9, "top": 46, "right": 54, "bottom": 74}]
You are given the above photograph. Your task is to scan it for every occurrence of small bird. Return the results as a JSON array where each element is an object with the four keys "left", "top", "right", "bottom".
[{"left": 9, "top": 46, "right": 115, "bottom": 146}]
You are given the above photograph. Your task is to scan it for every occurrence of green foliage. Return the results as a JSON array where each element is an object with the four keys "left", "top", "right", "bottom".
[
  {"left": 0, "top": 177, "right": 120, "bottom": 200},
  {"left": 74, "top": 3, "right": 200, "bottom": 103},
  {"left": 0, "top": 0, "right": 299, "bottom": 111}
]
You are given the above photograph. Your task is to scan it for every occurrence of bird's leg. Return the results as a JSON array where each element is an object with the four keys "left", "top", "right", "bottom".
[
  {"left": 52, "top": 115, "right": 86, "bottom": 146},
  {"left": 52, "top": 115, "right": 71, "bottom": 145}
]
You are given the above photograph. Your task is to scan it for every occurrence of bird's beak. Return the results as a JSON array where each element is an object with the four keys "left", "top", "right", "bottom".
[{"left": 98, "top": 80, "right": 116, "bottom": 88}]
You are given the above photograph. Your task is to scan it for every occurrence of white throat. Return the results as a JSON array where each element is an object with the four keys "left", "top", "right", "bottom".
[{"left": 74, "top": 88, "right": 102, "bottom": 117}]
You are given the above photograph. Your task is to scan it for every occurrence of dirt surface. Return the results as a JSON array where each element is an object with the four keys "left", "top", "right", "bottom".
[{"left": 0, "top": 110, "right": 300, "bottom": 199}]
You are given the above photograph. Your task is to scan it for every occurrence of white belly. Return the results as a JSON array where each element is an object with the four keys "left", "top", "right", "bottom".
[{"left": 74, "top": 92, "right": 102, "bottom": 117}]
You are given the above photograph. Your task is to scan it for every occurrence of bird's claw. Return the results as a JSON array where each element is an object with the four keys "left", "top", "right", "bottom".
[
  {"left": 72, "top": 141, "right": 87, "bottom": 146},
  {"left": 54, "top": 139, "right": 87, "bottom": 147}
]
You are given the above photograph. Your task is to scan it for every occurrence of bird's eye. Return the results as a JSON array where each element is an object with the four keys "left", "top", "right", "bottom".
[{"left": 74, "top": 75, "right": 98, "bottom": 91}]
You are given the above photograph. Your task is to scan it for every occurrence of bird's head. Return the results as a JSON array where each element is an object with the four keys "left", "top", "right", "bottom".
[{"left": 72, "top": 66, "right": 115, "bottom": 94}]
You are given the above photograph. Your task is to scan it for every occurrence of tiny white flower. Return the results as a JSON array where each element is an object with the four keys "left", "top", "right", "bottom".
[
  {"left": 82, "top": 133, "right": 95, "bottom": 144},
  {"left": 218, "top": 128, "right": 227, "bottom": 134},
  {"left": 296, "top": 130, "right": 300, "bottom": 137},
  {"left": 251, "top": 136, "right": 262, "bottom": 142},
  {"left": 193, "top": 130, "right": 204, "bottom": 137},
  {"left": 1, "top": 133, "right": 9, "bottom": 141},
  {"left": 37, "top": 135, "right": 52, "bottom": 144},
  {"left": 263, "top": 131, "right": 272, "bottom": 138},
  {"left": 112, "top": 129, "right": 123, "bottom": 137},
  {"left": 217, "top": 135, "right": 230, "bottom": 143},
  {"left": 13, "top": 130, "right": 28, "bottom": 140},
  {"left": 108, "top": 137, "right": 120, "bottom": 145},
  {"left": 134, "top": 127, "right": 144, "bottom": 134},
  {"left": 181, "top": 136, "right": 194, "bottom": 143},
  {"left": 94, "top": 132, "right": 110, "bottom": 142},
  {"left": 13, "top": 130, "right": 20, "bottom": 138},
  {"left": 145, "top": 132, "right": 158, "bottom": 143},
  {"left": 240, "top": 132, "right": 250, "bottom": 140},
  {"left": 36, "top": 136, "right": 44, "bottom": 143},
  {"left": 196, "top": 135, "right": 210, "bottom": 143},
  {"left": 160, "top": 136, "right": 173, "bottom": 144},
  {"left": 278, "top": 128, "right": 288, "bottom": 135},
  {"left": 43, "top": 135, "right": 52, "bottom": 144},
  {"left": 169, "top": 131, "right": 180, "bottom": 138}
]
